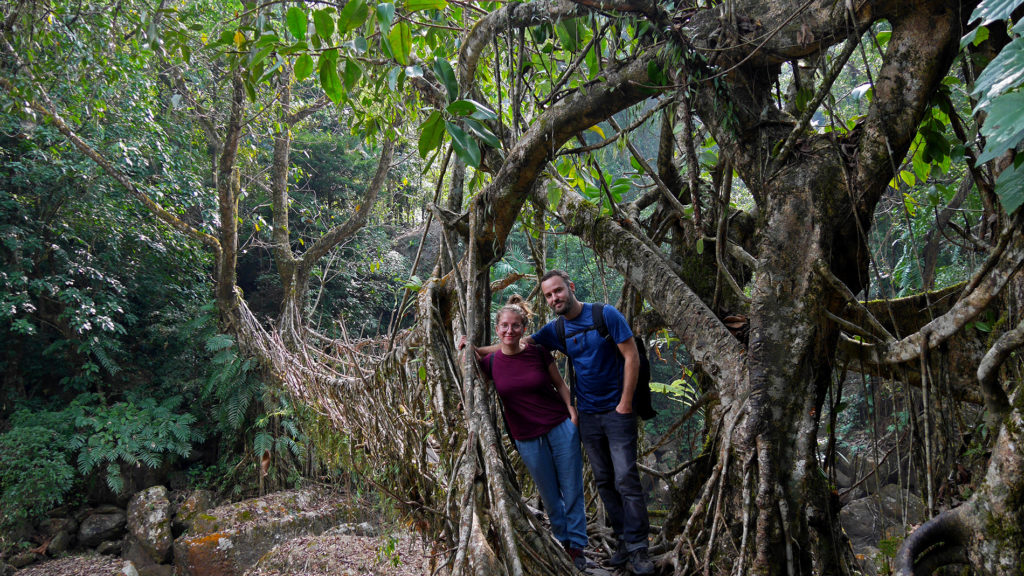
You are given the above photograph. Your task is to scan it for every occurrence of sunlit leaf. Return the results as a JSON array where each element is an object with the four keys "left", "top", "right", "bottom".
[
  {"left": 343, "top": 59, "right": 362, "bottom": 91},
  {"left": 972, "top": 36, "right": 1024, "bottom": 108},
  {"left": 286, "top": 6, "right": 306, "bottom": 41},
  {"left": 994, "top": 159, "right": 1024, "bottom": 215},
  {"left": 588, "top": 125, "right": 605, "bottom": 139},
  {"left": 313, "top": 9, "right": 335, "bottom": 41},
  {"left": 338, "top": 0, "right": 369, "bottom": 33},
  {"left": 319, "top": 57, "right": 343, "bottom": 103},
  {"left": 418, "top": 111, "right": 444, "bottom": 158},
  {"left": 464, "top": 118, "right": 500, "bottom": 149},
  {"left": 389, "top": 22, "right": 412, "bottom": 65},
  {"left": 446, "top": 121, "right": 480, "bottom": 168},
  {"left": 406, "top": 0, "right": 448, "bottom": 12},
  {"left": 976, "top": 91, "right": 1024, "bottom": 163},
  {"left": 376, "top": 3, "right": 395, "bottom": 31},
  {"left": 433, "top": 57, "right": 458, "bottom": 102},
  {"left": 968, "top": 0, "right": 1024, "bottom": 25}
]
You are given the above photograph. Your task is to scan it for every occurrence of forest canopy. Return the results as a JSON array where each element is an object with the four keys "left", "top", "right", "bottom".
[{"left": 2, "top": 0, "right": 1023, "bottom": 575}]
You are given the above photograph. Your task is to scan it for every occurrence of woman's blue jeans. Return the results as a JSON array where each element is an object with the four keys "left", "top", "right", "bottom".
[{"left": 515, "top": 417, "right": 588, "bottom": 548}]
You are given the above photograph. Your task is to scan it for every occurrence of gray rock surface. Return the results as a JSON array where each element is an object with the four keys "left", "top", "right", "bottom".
[{"left": 78, "top": 510, "right": 127, "bottom": 548}]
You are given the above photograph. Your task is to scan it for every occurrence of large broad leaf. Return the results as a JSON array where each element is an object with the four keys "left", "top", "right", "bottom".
[
  {"left": 388, "top": 22, "right": 412, "bottom": 65},
  {"left": 463, "top": 118, "right": 500, "bottom": 149},
  {"left": 376, "top": 3, "right": 395, "bottom": 32},
  {"left": 972, "top": 37, "right": 1024, "bottom": 108},
  {"left": 433, "top": 57, "right": 459, "bottom": 102},
  {"left": 446, "top": 121, "right": 480, "bottom": 168},
  {"left": 995, "top": 160, "right": 1024, "bottom": 215},
  {"left": 343, "top": 59, "right": 362, "bottom": 91},
  {"left": 319, "top": 57, "right": 344, "bottom": 104},
  {"left": 406, "top": 0, "right": 448, "bottom": 12},
  {"left": 446, "top": 99, "right": 476, "bottom": 116},
  {"left": 313, "top": 9, "right": 335, "bottom": 41},
  {"left": 294, "top": 54, "right": 315, "bottom": 81},
  {"left": 418, "top": 111, "right": 444, "bottom": 158},
  {"left": 338, "top": 0, "right": 369, "bottom": 33},
  {"left": 976, "top": 90, "right": 1024, "bottom": 163},
  {"left": 969, "top": 0, "right": 1024, "bottom": 25},
  {"left": 286, "top": 6, "right": 307, "bottom": 41}
]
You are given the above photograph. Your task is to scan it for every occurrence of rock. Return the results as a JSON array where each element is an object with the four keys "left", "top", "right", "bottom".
[
  {"left": 173, "top": 490, "right": 216, "bottom": 535},
  {"left": 8, "top": 551, "right": 41, "bottom": 568},
  {"left": 878, "top": 484, "right": 926, "bottom": 526},
  {"left": 174, "top": 488, "right": 349, "bottom": 576},
  {"left": 48, "top": 529, "right": 75, "bottom": 555},
  {"left": 840, "top": 496, "right": 882, "bottom": 548},
  {"left": 79, "top": 510, "right": 127, "bottom": 548},
  {"left": 122, "top": 561, "right": 141, "bottom": 576},
  {"left": 97, "top": 539, "right": 124, "bottom": 555},
  {"left": 137, "top": 563, "right": 175, "bottom": 576},
  {"left": 336, "top": 522, "right": 377, "bottom": 537},
  {"left": 126, "top": 486, "right": 173, "bottom": 564},
  {"left": 0, "top": 560, "right": 11, "bottom": 576}
]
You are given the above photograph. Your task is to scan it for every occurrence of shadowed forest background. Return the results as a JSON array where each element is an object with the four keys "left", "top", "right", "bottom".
[{"left": 1, "top": 0, "right": 1023, "bottom": 575}]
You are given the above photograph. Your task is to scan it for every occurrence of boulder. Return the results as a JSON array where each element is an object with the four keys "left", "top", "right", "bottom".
[
  {"left": 48, "top": 529, "right": 74, "bottom": 555},
  {"left": 8, "top": 551, "right": 41, "bottom": 568},
  {"left": 173, "top": 488, "right": 348, "bottom": 576},
  {"left": 840, "top": 496, "right": 882, "bottom": 548},
  {"left": 125, "top": 486, "right": 173, "bottom": 564},
  {"left": 878, "top": 483, "right": 926, "bottom": 526},
  {"left": 97, "top": 539, "right": 124, "bottom": 555},
  {"left": 79, "top": 510, "right": 127, "bottom": 548},
  {"left": 173, "top": 490, "right": 216, "bottom": 535}
]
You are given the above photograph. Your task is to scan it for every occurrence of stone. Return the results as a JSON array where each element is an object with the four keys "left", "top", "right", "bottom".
[
  {"left": 126, "top": 485, "right": 174, "bottom": 564},
  {"left": 173, "top": 487, "right": 348, "bottom": 576},
  {"left": 48, "top": 529, "right": 75, "bottom": 555},
  {"left": 878, "top": 483, "right": 926, "bottom": 526},
  {"left": 79, "top": 510, "right": 127, "bottom": 548},
  {"left": 173, "top": 490, "right": 216, "bottom": 535},
  {"left": 8, "top": 551, "right": 41, "bottom": 568},
  {"left": 840, "top": 496, "right": 882, "bottom": 547},
  {"left": 98, "top": 539, "right": 125, "bottom": 555}
]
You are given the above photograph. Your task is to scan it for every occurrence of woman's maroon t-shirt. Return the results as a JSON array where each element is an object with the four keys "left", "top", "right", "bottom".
[{"left": 481, "top": 344, "right": 569, "bottom": 440}]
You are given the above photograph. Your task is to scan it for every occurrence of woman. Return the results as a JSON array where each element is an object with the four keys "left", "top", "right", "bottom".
[{"left": 469, "top": 295, "right": 588, "bottom": 570}]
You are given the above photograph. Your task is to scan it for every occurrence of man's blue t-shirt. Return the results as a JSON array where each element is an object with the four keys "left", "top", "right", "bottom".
[{"left": 532, "top": 303, "right": 633, "bottom": 414}]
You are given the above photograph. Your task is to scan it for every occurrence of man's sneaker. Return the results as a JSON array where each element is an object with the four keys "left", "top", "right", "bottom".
[
  {"left": 567, "top": 547, "right": 587, "bottom": 571},
  {"left": 608, "top": 540, "right": 629, "bottom": 566},
  {"left": 627, "top": 548, "right": 655, "bottom": 575}
]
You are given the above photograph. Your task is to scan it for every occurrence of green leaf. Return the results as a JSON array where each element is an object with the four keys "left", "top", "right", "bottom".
[
  {"left": 972, "top": 37, "right": 1024, "bottom": 108},
  {"left": 319, "top": 57, "right": 344, "bottom": 103},
  {"left": 464, "top": 118, "right": 500, "bottom": 149},
  {"left": 388, "top": 22, "right": 412, "bottom": 65},
  {"left": 994, "top": 160, "right": 1024, "bottom": 215},
  {"left": 406, "top": 0, "right": 448, "bottom": 11},
  {"left": 433, "top": 57, "right": 459, "bottom": 102},
  {"left": 286, "top": 6, "right": 307, "bottom": 41},
  {"left": 343, "top": 59, "right": 362, "bottom": 90},
  {"left": 313, "top": 9, "right": 335, "bottom": 41},
  {"left": 968, "top": 0, "right": 1024, "bottom": 26},
  {"left": 695, "top": 237, "right": 704, "bottom": 255},
  {"left": 376, "top": 3, "right": 395, "bottom": 31},
  {"left": 446, "top": 100, "right": 476, "bottom": 116},
  {"left": 547, "top": 183, "right": 563, "bottom": 211},
  {"left": 466, "top": 99, "right": 497, "bottom": 121},
  {"left": 338, "top": 0, "right": 369, "bottom": 33},
  {"left": 976, "top": 91, "right": 1024, "bottom": 163},
  {"left": 354, "top": 36, "right": 368, "bottom": 53},
  {"left": 446, "top": 121, "right": 481, "bottom": 168},
  {"left": 418, "top": 111, "right": 445, "bottom": 158}
]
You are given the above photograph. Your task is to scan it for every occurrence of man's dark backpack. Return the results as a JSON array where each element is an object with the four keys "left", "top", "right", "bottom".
[{"left": 556, "top": 303, "right": 657, "bottom": 420}]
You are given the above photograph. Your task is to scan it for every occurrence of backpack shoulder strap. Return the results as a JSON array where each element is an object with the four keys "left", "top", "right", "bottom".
[
  {"left": 556, "top": 316, "right": 567, "bottom": 354},
  {"left": 592, "top": 303, "right": 612, "bottom": 342}
]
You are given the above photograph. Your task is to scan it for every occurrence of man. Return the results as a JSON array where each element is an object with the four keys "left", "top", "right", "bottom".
[{"left": 475, "top": 270, "right": 647, "bottom": 574}]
